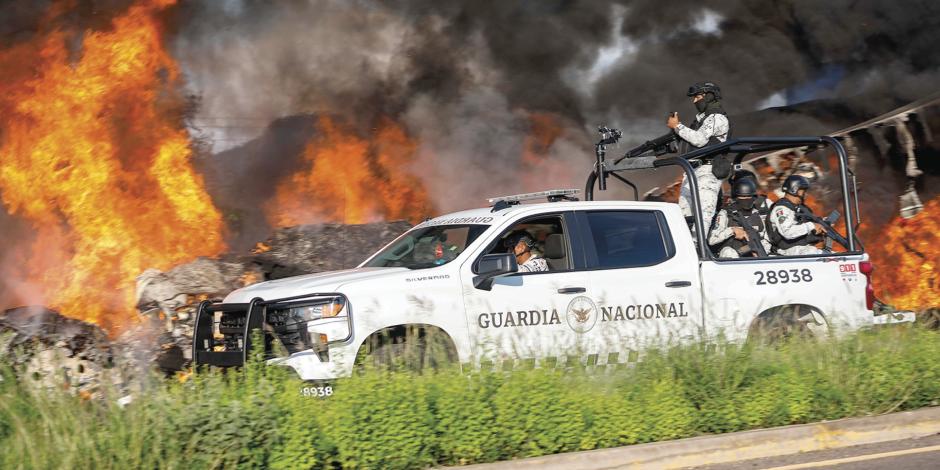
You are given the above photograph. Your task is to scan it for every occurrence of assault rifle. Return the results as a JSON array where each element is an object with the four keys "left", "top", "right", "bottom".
[
  {"left": 797, "top": 208, "right": 849, "bottom": 251},
  {"left": 622, "top": 132, "right": 679, "bottom": 159},
  {"left": 727, "top": 209, "right": 769, "bottom": 258}
]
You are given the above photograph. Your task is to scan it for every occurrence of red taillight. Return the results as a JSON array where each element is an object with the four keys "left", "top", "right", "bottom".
[{"left": 860, "top": 261, "right": 875, "bottom": 310}]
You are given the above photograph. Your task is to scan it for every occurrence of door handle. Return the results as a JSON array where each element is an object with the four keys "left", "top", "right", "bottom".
[
  {"left": 665, "top": 281, "right": 692, "bottom": 288},
  {"left": 557, "top": 287, "right": 586, "bottom": 294}
]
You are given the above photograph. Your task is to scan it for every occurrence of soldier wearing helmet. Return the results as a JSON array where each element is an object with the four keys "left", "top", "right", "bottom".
[
  {"left": 730, "top": 169, "right": 772, "bottom": 212},
  {"left": 504, "top": 231, "right": 549, "bottom": 273},
  {"left": 709, "top": 176, "right": 771, "bottom": 258},
  {"left": 670, "top": 81, "right": 731, "bottom": 236},
  {"left": 767, "top": 175, "right": 826, "bottom": 256}
]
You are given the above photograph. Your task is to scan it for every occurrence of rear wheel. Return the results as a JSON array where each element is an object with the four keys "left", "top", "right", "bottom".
[{"left": 748, "top": 305, "right": 829, "bottom": 346}]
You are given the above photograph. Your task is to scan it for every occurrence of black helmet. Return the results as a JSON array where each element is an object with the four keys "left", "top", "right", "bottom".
[
  {"left": 687, "top": 81, "right": 721, "bottom": 100},
  {"left": 782, "top": 175, "right": 811, "bottom": 196},
  {"left": 503, "top": 230, "right": 536, "bottom": 249},
  {"left": 731, "top": 177, "right": 758, "bottom": 198},
  {"left": 731, "top": 169, "right": 757, "bottom": 183}
]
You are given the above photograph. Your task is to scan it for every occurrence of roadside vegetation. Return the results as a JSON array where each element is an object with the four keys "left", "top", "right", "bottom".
[{"left": 1, "top": 326, "right": 938, "bottom": 469}]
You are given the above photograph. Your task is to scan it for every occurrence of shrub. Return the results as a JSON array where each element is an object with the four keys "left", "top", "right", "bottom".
[{"left": 0, "top": 327, "right": 938, "bottom": 469}]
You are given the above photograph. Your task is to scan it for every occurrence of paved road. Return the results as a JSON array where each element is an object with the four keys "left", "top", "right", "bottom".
[{"left": 695, "top": 433, "right": 940, "bottom": 469}]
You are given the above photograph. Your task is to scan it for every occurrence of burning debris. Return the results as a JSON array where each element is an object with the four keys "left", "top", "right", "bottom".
[
  {"left": 0, "top": 220, "right": 412, "bottom": 382},
  {"left": 0, "top": 306, "right": 112, "bottom": 396}
]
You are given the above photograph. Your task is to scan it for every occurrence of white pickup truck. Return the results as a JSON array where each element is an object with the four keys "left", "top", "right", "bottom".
[{"left": 193, "top": 136, "right": 913, "bottom": 380}]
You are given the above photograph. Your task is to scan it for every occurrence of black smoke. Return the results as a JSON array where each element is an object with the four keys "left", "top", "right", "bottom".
[
  {"left": 4, "top": 0, "right": 940, "bottom": 254},
  {"left": 171, "top": 1, "right": 940, "bottom": 230}
]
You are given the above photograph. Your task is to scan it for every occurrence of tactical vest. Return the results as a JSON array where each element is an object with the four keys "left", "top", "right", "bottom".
[
  {"left": 689, "top": 108, "right": 729, "bottom": 147},
  {"left": 766, "top": 198, "right": 817, "bottom": 250},
  {"left": 682, "top": 107, "right": 731, "bottom": 160},
  {"left": 720, "top": 201, "right": 765, "bottom": 255}
]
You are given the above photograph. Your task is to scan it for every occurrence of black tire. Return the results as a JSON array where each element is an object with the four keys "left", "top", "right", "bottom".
[
  {"left": 359, "top": 327, "right": 457, "bottom": 373},
  {"left": 747, "top": 306, "right": 828, "bottom": 346}
]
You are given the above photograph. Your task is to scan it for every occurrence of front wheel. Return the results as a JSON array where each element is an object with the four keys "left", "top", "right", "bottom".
[{"left": 357, "top": 327, "right": 457, "bottom": 373}]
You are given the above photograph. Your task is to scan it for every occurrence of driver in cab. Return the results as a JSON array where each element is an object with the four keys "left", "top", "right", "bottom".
[{"left": 504, "top": 231, "right": 549, "bottom": 273}]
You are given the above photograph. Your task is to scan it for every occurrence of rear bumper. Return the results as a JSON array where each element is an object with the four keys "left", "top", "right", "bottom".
[{"left": 873, "top": 310, "right": 917, "bottom": 325}]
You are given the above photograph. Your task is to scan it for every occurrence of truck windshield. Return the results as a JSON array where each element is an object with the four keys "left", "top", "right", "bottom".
[{"left": 364, "top": 224, "right": 489, "bottom": 269}]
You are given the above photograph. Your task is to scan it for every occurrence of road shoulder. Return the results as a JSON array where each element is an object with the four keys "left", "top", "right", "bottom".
[{"left": 453, "top": 406, "right": 940, "bottom": 470}]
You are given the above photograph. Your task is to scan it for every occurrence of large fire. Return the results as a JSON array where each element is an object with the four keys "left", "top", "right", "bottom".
[
  {"left": 519, "top": 112, "right": 577, "bottom": 191},
  {"left": 0, "top": 0, "right": 225, "bottom": 331},
  {"left": 867, "top": 196, "right": 940, "bottom": 311},
  {"left": 266, "top": 116, "right": 433, "bottom": 226}
]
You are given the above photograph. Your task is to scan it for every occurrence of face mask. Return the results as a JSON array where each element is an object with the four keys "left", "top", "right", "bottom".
[
  {"left": 695, "top": 99, "right": 708, "bottom": 113},
  {"left": 737, "top": 197, "right": 755, "bottom": 210}
]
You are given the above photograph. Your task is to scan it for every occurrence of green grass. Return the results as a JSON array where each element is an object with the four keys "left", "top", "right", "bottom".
[{"left": 1, "top": 326, "right": 939, "bottom": 469}]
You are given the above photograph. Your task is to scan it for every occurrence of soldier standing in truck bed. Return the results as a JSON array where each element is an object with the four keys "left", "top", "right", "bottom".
[{"left": 668, "top": 81, "right": 730, "bottom": 237}]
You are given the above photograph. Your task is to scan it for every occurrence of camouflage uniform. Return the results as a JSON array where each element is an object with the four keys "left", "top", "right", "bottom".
[
  {"left": 519, "top": 255, "right": 549, "bottom": 272},
  {"left": 769, "top": 203, "right": 823, "bottom": 256},
  {"left": 677, "top": 112, "right": 730, "bottom": 232},
  {"left": 709, "top": 202, "right": 772, "bottom": 258}
]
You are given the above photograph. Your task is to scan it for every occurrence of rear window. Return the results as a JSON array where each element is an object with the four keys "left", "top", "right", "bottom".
[{"left": 584, "top": 211, "right": 673, "bottom": 269}]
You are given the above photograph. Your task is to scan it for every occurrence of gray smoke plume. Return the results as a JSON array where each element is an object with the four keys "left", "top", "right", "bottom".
[
  {"left": 172, "top": 0, "right": 940, "bottom": 231},
  {"left": 4, "top": 0, "right": 940, "bottom": 254}
]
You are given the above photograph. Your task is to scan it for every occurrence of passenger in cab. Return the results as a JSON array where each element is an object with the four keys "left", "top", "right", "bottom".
[
  {"left": 505, "top": 231, "right": 549, "bottom": 273},
  {"left": 767, "top": 175, "right": 826, "bottom": 256}
]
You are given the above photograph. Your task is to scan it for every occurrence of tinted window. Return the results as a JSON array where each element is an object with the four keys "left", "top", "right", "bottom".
[
  {"left": 364, "top": 224, "right": 488, "bottom": 269},
  {"left": 483, "top": 216, "right": 568, "bottom": 272},
  {"left": 584, "top": 211, "right": 671, "bottom": 269}
]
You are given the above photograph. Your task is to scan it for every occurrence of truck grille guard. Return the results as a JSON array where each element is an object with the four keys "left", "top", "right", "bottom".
[{"left": 192, "top": 293, "right": 350, "bottom": 368}]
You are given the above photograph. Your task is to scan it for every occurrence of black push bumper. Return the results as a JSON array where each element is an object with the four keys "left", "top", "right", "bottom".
[{"left": 192, "top": 293, "right": 349, "bottom": 368}]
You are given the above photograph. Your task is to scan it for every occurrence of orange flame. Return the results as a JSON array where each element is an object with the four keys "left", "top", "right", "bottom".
[
  {"left": 519, "top": 112, "right": 575, "bottom": 191},
  {"left": 866, "top": 197, "right": 940, "bottom": 310},
  {"left": 0, "top": 0, "right": 225, "bottom": 331},
  {"left": 266, "top": 116, "right": 432, "bottom": 226}
]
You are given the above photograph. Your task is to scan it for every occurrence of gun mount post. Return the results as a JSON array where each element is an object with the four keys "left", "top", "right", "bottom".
[
  {"left": 594, "top": 127, "right": 622, "bottom": 192},
  {"left": 587, "top": 126, "right": 677, "bottom": 201}
]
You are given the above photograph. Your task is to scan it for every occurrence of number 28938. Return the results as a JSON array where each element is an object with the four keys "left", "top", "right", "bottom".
[{"left": 754, "top": 269, "right": 813, "bottom": 285}]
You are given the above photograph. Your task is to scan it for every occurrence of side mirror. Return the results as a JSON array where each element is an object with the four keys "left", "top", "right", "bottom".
[{"left": 473, "top": 253, "right": 518, "bottom": 290}]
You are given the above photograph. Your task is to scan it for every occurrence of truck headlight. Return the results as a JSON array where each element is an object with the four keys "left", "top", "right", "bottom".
[
  {"left": 266, "top": 297, "right": 349, "bottom": 357},
  {"left": 287, "top": 299, "right": 345, "bottom": 322}
]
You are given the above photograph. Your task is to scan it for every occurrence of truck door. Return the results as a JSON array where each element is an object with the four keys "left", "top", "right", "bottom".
[
  {"left": 575, "top": 210, "right": 705, "bottom": 363},
  {"left": 459, "top": 212, "right": 591, "bottom": 366}
]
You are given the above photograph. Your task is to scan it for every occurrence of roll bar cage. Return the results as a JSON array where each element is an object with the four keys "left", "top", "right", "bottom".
[{"left": 585, "top": 134, "right": 862, "bottom": 259}]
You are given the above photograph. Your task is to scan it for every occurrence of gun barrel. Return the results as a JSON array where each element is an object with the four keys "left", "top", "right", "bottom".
[{"left": 623, "top": 132, "right": 678, "bottom": 159}]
